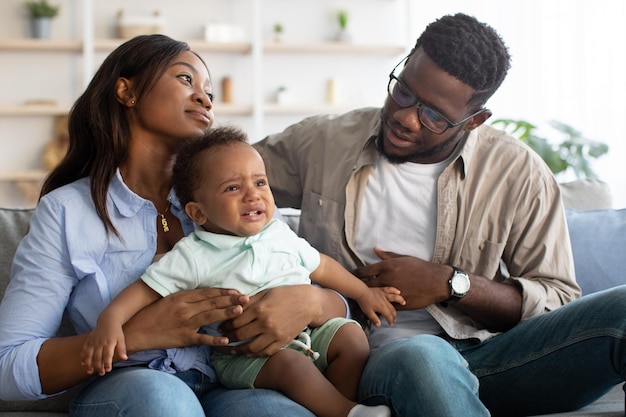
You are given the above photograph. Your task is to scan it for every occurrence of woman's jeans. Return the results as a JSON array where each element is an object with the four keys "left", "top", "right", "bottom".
[
  {"left": 70, "top": 366, "right": 314, "bottom": 417},
  {"left": 358, "top": 286, "right": 626, "bottom": 417}
]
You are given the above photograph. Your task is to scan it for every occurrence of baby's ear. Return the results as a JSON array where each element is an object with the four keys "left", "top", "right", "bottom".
[{"left": 185, "top": 202, "right": 206, "bottom": 225}]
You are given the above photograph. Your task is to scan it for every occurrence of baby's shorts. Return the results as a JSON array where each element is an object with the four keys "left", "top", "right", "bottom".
[{"left": 211, "top": 317, "right": 359, "bottom": 389}]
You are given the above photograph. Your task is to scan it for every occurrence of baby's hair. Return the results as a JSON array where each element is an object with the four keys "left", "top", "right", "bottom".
[{"left": 173, "top": 125, "right": 249, "bottom": 207}]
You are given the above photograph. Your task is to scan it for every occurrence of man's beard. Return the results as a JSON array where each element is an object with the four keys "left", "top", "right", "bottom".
[
  {"left": 376, "top": 107, "right": 468, "bottom": 164},
  {"left": 376, "top": 124, "right": 465, "bottom": 164}
]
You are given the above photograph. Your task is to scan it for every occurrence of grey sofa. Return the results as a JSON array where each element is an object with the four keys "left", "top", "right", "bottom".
[{"left": 1, "top": 179, "right": 625, "bottom": 416}]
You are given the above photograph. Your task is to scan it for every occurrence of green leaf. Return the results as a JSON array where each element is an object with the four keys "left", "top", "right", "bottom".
[{"left": 491, "top": 118, "right": 609, "bottom": 179}]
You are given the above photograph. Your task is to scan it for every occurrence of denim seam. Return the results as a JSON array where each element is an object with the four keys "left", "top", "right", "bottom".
[{"left": 472, "top": 327, "right": 626, "bottom": 378}]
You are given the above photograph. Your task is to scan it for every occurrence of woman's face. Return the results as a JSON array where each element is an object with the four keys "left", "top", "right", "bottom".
[{"left": 133, "top": 50, "right": 214, "bottom": 146}]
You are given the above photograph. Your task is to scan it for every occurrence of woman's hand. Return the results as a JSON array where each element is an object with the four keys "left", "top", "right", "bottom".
[
  {"left": 122, "top": 288, "right": 249, "bottom": 354},
  {"left": 218, "top": 285, "right": 345, "bottom": 357}
]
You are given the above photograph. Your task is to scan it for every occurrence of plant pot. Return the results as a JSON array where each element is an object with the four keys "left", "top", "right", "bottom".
[
  {"left": 336, "top": 28, "right": 351, "bottom": 43},
  {"left": 31, "top": 17, "right": 52, "bottom": 39}
]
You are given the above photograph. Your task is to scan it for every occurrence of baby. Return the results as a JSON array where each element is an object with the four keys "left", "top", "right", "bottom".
[{"left": 81, "top": 126, "right": 404, "bottom": 417}]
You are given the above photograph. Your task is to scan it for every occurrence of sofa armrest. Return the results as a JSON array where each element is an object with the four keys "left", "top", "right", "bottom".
[
  {"left": 566, "top": 208, "right": 626, "bottom": 295},
  {"left": 560, "top": 179, "right": 613, "bottom": 210}
]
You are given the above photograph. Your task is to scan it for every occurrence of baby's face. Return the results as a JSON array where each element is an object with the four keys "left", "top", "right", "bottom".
[{"left": 192, "top": 142, "right": 275, "bottom": 237}]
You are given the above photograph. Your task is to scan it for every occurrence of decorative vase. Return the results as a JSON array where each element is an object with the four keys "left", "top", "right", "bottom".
[
  {"left": 336, "top": 28, "right": 351, "bottom": 43},
  {"left": 31, "top": 17, "right": 52, "bottom": 39}
]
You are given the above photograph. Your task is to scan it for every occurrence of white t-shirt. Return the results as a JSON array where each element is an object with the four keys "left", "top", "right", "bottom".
[{"left": 356, "top": 156, "right": 450, "bottom": 349}]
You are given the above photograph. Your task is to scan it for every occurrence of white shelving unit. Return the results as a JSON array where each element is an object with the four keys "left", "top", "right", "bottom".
[{"left": 0, "top": 0, "right": 409, "bottom": 206}]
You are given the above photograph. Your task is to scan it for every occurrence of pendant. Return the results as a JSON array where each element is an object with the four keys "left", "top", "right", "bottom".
[{"left": 160, "top": 213, "right": 170, "bottom": 233}]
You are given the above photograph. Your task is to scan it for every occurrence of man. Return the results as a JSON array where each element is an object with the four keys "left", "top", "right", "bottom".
[{"left": 256, "top": 13, "right": 626, "bottom": 417}]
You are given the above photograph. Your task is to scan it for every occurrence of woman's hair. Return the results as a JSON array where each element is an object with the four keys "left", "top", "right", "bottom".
[
  {"left": 41, "top": 34, "right": 202, "bottom": 235},
  {"left": 411, "top": 13, "right": 511, "bottom": 107},
  {"left": 173, "top": 125, "right": 249, "bottom": 208}
]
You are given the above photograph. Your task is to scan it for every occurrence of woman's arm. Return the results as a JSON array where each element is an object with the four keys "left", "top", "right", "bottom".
[
  {"left": 0, "top": 196, "right": 249, "bottom": 399},
  {"left": 81, "top": 281, "right": 161, "bottom": 375},
  {"left": 37, "top": 288, "right": 247, "bottom": 394}
]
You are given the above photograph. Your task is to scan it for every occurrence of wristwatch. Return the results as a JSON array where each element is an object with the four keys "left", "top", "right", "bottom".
[{"left": 441, "top": 267, "right": 470, "bottom": 307}]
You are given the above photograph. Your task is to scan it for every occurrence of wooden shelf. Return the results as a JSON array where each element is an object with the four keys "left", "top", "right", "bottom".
[
  {"left": 0, "top": 39, "right": 82, "bottom": 52},
  {"left": 0, "top": 170, "right": 47, "bottom": 206},
  {"left": 0, "top": 104, "right": 251, "bottom": 117},
  {"left": 0, "top": 104, "right": 70, "bottom": 116},
  {"left": 92, "top": 39, "right": 402, "bottom": 55},
  {"left": 264, "top": 103, "right": 362, "bottom": 115},
  {"left": 94, "top": 39, "right": 252, "bottom": 54},
  {"left": 0, "top": 170, "right": 48, "bottom": 182},
  {"left": 214, "top": 104, "right": 253, "bottom": 116},
  {"left": 263, "top": 42, "right": 405, "bottom": 55}
]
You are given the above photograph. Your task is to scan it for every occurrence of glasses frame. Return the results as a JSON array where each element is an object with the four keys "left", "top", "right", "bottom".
[{"left": 387, "top": 55, "right": 484, "bottom": 135}]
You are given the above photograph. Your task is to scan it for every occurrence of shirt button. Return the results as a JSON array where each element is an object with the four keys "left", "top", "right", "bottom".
[
  {"left": 318, "top": 199, "right": 323, "bottom": 206},
  {"left": 479, "top": 242, "right": 485, "bottom": 250}
]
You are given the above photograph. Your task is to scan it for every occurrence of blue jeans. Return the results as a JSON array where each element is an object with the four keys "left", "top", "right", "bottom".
[
  {"left": 358, "top": 286, "right": 626, "bottom": 417},
  {"left": 69, "top": 367, "right": 314, "bottom": 417}
]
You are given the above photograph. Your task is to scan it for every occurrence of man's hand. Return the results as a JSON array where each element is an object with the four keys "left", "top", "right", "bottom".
[
  {"left": 355, "top": 247, "right": 523, "bottom": 331},
  {"left": 354, "top": 247, "right": 451, "bottom": 310}
]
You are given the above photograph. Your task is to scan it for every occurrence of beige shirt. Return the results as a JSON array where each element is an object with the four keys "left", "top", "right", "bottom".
[{"left": 256, "top": 107, "right": 580, "bottom": 341}]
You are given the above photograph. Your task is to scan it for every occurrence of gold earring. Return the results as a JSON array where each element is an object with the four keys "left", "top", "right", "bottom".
[{"left": 130, "top": 99, "right": 136, "bottom": 105}]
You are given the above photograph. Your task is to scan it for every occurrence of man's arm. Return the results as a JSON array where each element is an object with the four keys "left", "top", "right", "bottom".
[{"left": 355, "top": 248, "right": 522, "bottom": 332}]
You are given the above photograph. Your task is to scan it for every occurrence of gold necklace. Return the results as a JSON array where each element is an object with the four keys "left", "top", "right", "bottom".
[{"left": 158, "top": 202, "right": 171, "bottom": 233}]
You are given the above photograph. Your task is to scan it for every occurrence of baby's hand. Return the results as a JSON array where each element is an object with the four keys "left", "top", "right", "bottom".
[
  {"left": 355, "top": 287, "right": 405, "bottom": 327},
  {"left": 81, "top": 322, "right": 128, "bottom": 376}
]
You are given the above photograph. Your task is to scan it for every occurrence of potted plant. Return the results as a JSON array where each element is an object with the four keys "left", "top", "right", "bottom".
[
  {"left": 273, "top": 22, "right": 283, "bottom": 43},
  {"left": 25, "top": 0, "right": 59, "bottom": 39},
  {"left": 336, "top": 9, "right": 351, "bottom": 42},
  {"left": 491, "top": 118, "right": 609, "bottom": 179}
]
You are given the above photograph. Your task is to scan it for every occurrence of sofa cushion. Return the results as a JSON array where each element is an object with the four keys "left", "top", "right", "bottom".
[
  {"left": 0, "top": 208, "right": 33, "bottom": 300},
  {"left": 0, "top": 208, "right": 86, "bottom": 413},
  {"left": 566, "top": 208, "right": 626, "bottom": 295}
]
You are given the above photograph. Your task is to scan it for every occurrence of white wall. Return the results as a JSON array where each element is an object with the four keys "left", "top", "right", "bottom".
[
  {"left": 1, "top": 0, "right": 624, "bottom": 208},
  {"left": 408, "top": 0, "right": 626, "bottom": 208}
]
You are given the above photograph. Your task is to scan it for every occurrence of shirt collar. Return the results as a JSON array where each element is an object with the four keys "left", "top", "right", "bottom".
[
  {"left": 354, "top": 115, "right": 383, "bottom": 170},
  {"left": 194, "top": 218, "right": 280, "bottom": 250},
  {"left": 454, "top": 128, "right": 480, "bottom": 179},
  {"left": 108, "top": 169, "right": 183, "bottom": 218},
  {"left": 109, "top": 169, "right": 149, "bottom": 218}
]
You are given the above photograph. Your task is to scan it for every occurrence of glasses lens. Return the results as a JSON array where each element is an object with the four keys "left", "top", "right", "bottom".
[
  {"left": 388, "top": 77, "right": 416, "bottom": 107},
  {"left": 388, "top": 75, "right": 451, "bottom": 134},
  {"left": 418, "top": 107, "right": 448, "bottom": 134}
]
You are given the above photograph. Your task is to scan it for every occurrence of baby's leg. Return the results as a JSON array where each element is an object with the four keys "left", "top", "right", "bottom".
[
  {"left": 254, "top": 348, "right": 355, "bottom": 417},
  {"left": 325, "top": 321, "right": 370, "bottom": 401}
]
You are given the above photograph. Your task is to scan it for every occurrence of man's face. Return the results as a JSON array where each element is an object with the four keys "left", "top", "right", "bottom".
[{"left": 380, "top": 48, "right": 483, "bottom": 164}]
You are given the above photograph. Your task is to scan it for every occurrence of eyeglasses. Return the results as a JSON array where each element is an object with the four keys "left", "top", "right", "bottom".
[{"left": 387, "top": 56, "right": 484, "bottom": 135}]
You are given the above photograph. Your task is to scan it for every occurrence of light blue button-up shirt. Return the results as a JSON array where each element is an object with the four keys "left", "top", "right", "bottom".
[{"left": 0, "top": 171, "right": 212, "bottom": 400}]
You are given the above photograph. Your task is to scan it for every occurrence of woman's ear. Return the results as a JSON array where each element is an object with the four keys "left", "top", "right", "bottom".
[
  {"left": 464, "top": 109, "right": 492, "bottom": 131},
  {"left": 115, "top": 77, "right": 136, "bottom": 107},
  {"left": 185, "top": 202, "right": 207, "bottom": 226}
]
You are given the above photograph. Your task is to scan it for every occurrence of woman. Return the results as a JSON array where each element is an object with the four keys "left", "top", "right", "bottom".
[{"left": 0, "top": 34, "right": 345, "bottom": 417}]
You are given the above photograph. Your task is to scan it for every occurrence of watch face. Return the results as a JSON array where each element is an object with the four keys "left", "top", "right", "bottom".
[{"left": 451, "top": 273, "right": 470, "bottom": 294}]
